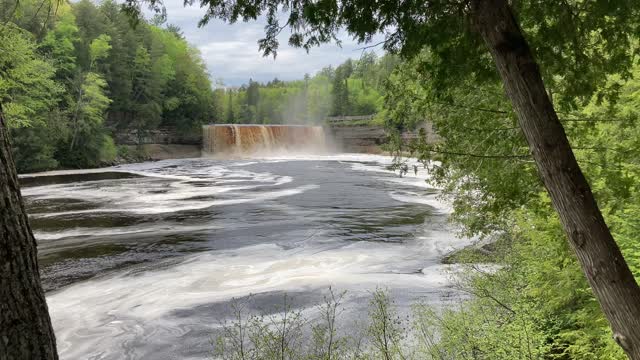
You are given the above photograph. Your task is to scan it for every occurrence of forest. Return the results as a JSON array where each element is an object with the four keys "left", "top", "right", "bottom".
[
  {"left": 216, "top": 53, "right": 399, "bottom": 125},
  {"left": 1, "top": 0, "right": 215, "bottom": 172}
]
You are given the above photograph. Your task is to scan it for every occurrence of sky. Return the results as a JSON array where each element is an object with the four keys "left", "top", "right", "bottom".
[{"left": 151, "top": 0, "right": 385, "bottom": 87}]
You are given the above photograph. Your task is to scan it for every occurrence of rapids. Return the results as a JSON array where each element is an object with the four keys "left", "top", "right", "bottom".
[{"left": 22, "top": 154, "right": 471, "bottom": 359}]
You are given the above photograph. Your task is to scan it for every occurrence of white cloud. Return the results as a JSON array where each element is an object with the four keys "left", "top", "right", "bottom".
[{"left": 152, "top": 0, "right": 385, "bottom": 86}]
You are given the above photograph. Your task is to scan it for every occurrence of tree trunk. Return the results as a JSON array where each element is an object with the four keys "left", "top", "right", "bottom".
[
  {"left": 0, "top": 104, "right": 58, "bottom": 359},
  {"left": 469, "top": 0, "right": 640, "bottom": 358}
]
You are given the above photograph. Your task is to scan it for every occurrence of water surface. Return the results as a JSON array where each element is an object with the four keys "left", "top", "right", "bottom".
[{"left": 23, "top": 154, "right": 469, "bottom": 359}]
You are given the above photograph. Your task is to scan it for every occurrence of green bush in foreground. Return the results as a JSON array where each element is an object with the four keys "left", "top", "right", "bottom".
[{"left": 213, "top": 288, "right": 409, "bottom": 360}]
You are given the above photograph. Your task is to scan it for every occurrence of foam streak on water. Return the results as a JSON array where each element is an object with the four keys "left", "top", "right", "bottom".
[{"left": 22, "top": 154, "right": 470, "bottom": 359}]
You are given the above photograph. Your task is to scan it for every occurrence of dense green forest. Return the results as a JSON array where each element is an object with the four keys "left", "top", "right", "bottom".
[
  {"left": 1, "top": 0, "right": 215, "bottom": 172},
  {"left": 216, "top": 53, "right": 400, "bottom": 124}
]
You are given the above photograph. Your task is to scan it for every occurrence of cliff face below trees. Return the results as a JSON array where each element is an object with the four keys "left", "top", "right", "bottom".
[
  {"left": 113, "top": 128, "right": 202, "bottom": 161},
  {"left": 328, "top": 122, "right": 438, "bottom": 153},
  {"left": 113, "top": 128, "right": 202, "bottom": 146}
]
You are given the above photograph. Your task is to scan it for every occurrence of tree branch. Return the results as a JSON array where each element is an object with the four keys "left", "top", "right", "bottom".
[{"left": 423, "top": 148, "right": 529, "bottom": 159}]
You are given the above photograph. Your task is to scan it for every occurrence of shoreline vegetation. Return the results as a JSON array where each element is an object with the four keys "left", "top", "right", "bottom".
[{"left": 2, "top": 0, "right": 215, "bottom": 173}]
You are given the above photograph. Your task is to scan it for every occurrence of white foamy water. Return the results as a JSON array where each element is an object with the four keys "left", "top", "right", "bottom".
[{"left": 24, "top": 154, "right": 470, "bottom": 359}]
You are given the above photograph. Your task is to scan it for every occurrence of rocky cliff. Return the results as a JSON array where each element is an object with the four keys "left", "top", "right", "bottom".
[
  {"left": 327, "top": 122, "right": 437, "bottom": 153},
  {"left": 113, "top": 123, "right": 436, "bottom": 158},
  {"left": 113, "top": 127, "right": 202, "bottom": 161}
]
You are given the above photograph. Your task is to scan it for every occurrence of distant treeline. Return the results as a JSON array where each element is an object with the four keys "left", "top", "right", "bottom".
[
  {"left": 214, "top": 53, "right": 400, "bottom": 125},
  {"left": 1, "top": 0, "right": 215, "bottom": 172}
]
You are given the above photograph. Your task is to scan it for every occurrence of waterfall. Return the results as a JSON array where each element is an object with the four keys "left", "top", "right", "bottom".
[{"left": 202, "top": 124, "right": 327, "bottom": 155}]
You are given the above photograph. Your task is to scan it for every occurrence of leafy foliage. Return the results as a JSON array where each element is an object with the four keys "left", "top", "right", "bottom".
[
  {"left": 0, "top": 24, "right": 61, "bottom": 128},
  {"left": 1, "top": 0, "right": 216, "bottom": 172},
  {"left": 214, "top": 288, "right": 413, "bottom": 360},
  {"left": 381, "top": 48, "right": 640, "bottom": 358}
]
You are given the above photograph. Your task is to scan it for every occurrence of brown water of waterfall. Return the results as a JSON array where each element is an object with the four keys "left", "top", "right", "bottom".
[{"left": 203, "top": 124, "right": 328, "bottom": 155}]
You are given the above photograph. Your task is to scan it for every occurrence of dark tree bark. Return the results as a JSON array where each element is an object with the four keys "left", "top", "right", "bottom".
[
  {"left": 0, "top": 104, "right": 58, "bottom": 359},
  {"left": 469, "top": 0, "right": 640, "bottom": 358}
]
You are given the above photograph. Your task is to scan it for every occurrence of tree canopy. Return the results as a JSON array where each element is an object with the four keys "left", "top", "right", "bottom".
[{"left": 1, "top": 0, "right": 216, "bottom": 172}]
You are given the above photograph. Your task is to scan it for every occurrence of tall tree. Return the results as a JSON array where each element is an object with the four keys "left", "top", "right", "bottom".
[
  {"left": 0, "top": 25, "right": 59, "bottom": 357},
  {"left": 98, "top": 0, "right": 136, "bottom": 128},
  {"left": 0, "top": 105, "right": 58, "bottom": 360},
  {"left": 0, "top": 22, "right": 58, "bottom": 359},
  {"left": 246, "top": 79, "right": 260, "bottom": 108},
  {"left": 226, "top": 90, "right": 235, "bottom": 123},
  {"left": 1, "top": 0, "right": 217, "bottom": 355},
  {"left": 470, "top": 2, "right": 640, "bottom": 356},
  {"left": 68, "top": 34, "right": 111, "bottom": 152},
  {"left": 130, "top": 45, "right": 157, "bottom": 131},
  {"left": 331, "top": 60, "right": 353, "bottom": 116},
  {"left": 119, "top": 0, "right": 640, "bottom": 356}
]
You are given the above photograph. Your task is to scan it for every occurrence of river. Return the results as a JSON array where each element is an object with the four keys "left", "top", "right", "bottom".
[{"left": 22, "top": 154, "right": 470, "bottom": 359}]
